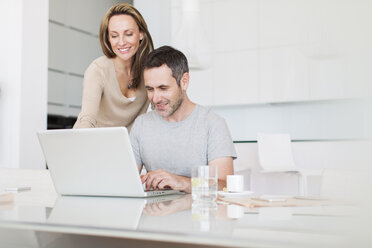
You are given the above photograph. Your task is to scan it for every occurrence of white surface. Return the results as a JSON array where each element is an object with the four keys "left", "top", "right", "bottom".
[
  {"left": 257, "top": 133, "right": 297, "bottom": 172},
  {"left": 0, "top": 0, "right": 48, "bottom": 169},
  {"left": 0, "top": 170, "right": 365, "bottom": 248},
  {"left": 0, "top": 168, "right": 57, "bottom": 207},
  {"left": 48, "top": 196, "right": 145, "bottom": 230},
  {"left": 217, "top": 191, "right": 253, "bottom": 198},
  {"left": 0, "top": 169, "right": 370, "bottom": 248}
]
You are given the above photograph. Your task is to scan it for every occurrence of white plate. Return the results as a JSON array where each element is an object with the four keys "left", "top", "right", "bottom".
[{"left": 218, "top": 191, "right": 253, "bottom": 198}]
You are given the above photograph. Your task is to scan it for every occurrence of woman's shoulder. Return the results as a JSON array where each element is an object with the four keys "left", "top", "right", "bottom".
[
  {"left": 92, "top": 56, "right": 111, "bottom": 66},
  {"left": 85, "top": 56, "right": 113, "bottom": 75}
]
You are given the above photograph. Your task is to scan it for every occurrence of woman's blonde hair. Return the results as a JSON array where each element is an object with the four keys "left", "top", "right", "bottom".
[{"left": 99, "top": 3, "right": 154, "bottom": 88}]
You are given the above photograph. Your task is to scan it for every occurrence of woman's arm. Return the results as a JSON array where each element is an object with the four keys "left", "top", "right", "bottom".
[{"left": 73, "top": 63, "right": 104, "bottom": 128}]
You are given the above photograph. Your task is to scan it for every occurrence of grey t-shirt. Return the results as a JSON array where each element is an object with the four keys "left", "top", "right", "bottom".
[{"left": 130, "top": 105, "right": 237, "bottom": 177}]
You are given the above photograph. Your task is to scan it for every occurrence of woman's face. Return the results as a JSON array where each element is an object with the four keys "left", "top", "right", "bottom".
[{"left": 108, "top": 14, "right": 143, "bottom": 62}]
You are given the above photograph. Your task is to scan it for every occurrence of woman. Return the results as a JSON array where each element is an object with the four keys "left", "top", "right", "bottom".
[{"left": 73, "top": 3, "right": 153, "bottom": 129}]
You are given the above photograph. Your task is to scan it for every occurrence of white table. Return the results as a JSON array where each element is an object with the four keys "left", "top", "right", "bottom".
[{"left": 0, "top": 169, "right": 369, "bottom": 248}]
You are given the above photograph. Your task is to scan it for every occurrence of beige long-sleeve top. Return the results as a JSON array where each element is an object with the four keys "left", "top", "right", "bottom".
[{"left": 73, "top": 56, "right": 149, "bottom": 130}]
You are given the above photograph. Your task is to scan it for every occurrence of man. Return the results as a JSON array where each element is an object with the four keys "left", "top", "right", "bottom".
[{"left": 130, "top": 46, "right": 236, "bottom": 193}]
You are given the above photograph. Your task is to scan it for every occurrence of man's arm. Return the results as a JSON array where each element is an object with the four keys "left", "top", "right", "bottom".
[{"left": 209, "top": 156, "right": 234, "bottom": 190}]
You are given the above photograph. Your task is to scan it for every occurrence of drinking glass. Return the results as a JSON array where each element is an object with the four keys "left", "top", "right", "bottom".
[{"left": 191, "top": 165, "right": 218, "bottom": 202}]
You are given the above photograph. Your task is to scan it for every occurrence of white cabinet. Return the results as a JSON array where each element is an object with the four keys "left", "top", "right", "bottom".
[
  {"left": 65, "top": 75, "right": 83, "bottom": 107},
  {"left": 210, "top": 0, "right": 259, "bottom": 106},
  {"left": 168, "top": 0, "right": 372, "bottom": 106},
  {"left": 259, "top": 47, "right": 309, "bottom": 103},
  {"left": 258, "top": 0, "right": 371, "bottom": 102},
  {"left": 49, "top": 0, "right": 65, "bottom": 24},
  {"left": 64, "top": 0, "right": 115, "bottom": 35},
  {"left": 48, "top": 23, "right": 66, "bottom": 72},
  {"left": 48, "top": 0, "right": 122, "bottom": 117},
  {"left": 48, "top": 71, "right": 65, "bottom": 105},
  {"left": 49, "top": 0, "right": 119, "bottom": 35},
  {"left": 64, "top": 28, "right": 101, "bottom": 76},
  {"left": 213, "top": 50, "right": 259, "bottom": 105},
  {"left": 212, "top": 0, "right": 258, "bottom": 53}
]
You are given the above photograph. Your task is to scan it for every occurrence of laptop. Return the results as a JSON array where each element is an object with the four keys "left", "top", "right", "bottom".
[{"left": 37, "top": 127, "right": 179, "bottom": 197}]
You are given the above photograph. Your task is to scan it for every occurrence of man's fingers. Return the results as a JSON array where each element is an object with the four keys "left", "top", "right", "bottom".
[
  {"left": 143, "top": 170, "right": 173, "bottom": 190},
  {"left": 140, "top": 174, "right": 147, "bottom": 183},
  {"left": 145, "top": 173, "right": 155, "bottom": 190},
  {"left": 158, "top": 179, "right": 172, "bottom": 190},
  {"left": 151, "top": 177, "right": 163, "bottom": 190}
]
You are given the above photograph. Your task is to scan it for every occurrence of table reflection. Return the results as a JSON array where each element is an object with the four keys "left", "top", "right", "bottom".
[
  {"left": 0, "top": 192, "right": 358, "bottom": 248},
  {"left": 48, "top": 196, "right": 146, "bottom": 230},
  {"left": 143, "top": 194, "right": 193, "bottom": 217}
]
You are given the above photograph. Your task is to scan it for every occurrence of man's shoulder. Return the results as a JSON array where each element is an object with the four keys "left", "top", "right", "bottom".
[
  {"left": 196, "top": 105, "right": 225, "bottom": 123},
  {"left": 133, "top": 110, "right": 159, "bottom": 126}
]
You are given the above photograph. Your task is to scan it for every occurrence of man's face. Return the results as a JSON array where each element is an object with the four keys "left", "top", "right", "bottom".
[{"left": 144, "top": 65, "right": 186, "bottom": 119}]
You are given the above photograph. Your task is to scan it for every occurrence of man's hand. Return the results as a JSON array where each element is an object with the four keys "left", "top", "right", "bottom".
[{"left": 141, "top": 169, "right": 191, "bottom": 193}]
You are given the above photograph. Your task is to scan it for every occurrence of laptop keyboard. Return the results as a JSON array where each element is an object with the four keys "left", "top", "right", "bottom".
[{"left": 145, "top": 188, "right": 173, "bottom": 195}]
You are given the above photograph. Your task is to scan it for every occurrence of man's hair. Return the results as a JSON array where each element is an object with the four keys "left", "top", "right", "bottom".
[{"left": 144, "top": 46, "right": 189, "bottom": 86}]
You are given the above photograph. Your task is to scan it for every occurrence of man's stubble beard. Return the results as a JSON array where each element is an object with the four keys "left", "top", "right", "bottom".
[{"left": 160, "top": 88, "right": 184, "bottom": 118}]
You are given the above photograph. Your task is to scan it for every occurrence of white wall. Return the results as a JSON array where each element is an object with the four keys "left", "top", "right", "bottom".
[
  {"left": 134, "top": 0, "right": 172, "bottom": 48},
  {"left": 212, "top": 99, "right": 371, "bottom": 141},
  {"left": 0, "top": 0, "right": 49, "bottom": 169},
  {"left": 135, "top": 0, "right": 372, "bottom": 141}
]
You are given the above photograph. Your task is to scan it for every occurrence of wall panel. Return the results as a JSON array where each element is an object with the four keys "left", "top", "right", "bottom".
[{"left": 48, "top": 0, "right": 124, "bottom": 117}]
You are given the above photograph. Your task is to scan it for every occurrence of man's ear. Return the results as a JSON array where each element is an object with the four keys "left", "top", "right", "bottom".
[{"left": 180, "top": 72, "right": 190, "bottom": 91}]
